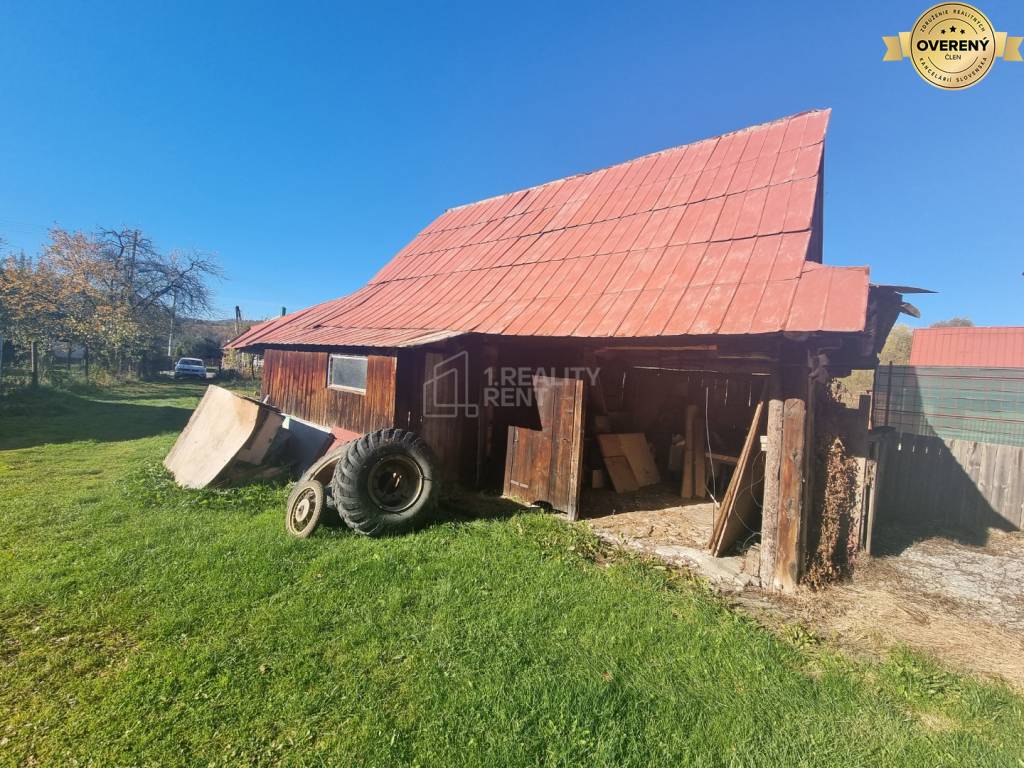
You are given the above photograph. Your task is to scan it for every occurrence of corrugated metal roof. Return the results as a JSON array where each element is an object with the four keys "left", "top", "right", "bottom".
[
  {"left": 910, "top": 327, "right": 1024, "bottom": 368},
  {"left": 230, "top": 109, "right": 876, "bottom": 350}
]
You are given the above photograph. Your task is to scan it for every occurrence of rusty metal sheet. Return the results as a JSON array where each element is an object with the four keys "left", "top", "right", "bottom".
[{"left": 909, "top": 327, "right": 1024, "bottom": 368}]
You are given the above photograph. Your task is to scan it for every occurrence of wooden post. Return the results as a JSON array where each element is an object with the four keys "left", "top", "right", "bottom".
[
  {"left": 883, "top": 361, "right": 893, "bottom": 427},
  {"left": 694, "top": 395, "right": 708, "bottom": 498},
  {"left": 681, "top": 403, "right": 696, "bottom": 498},
  {"left": 770, "top": 364, "right": 811, "bottom": 592},
  {"left": 30, "top": 340, "right": 39, "bottom": 388},
  {"left": 758, "top": 371, "right": 783, "bottom": 585},
  {"left": 862, "top": 430, "right": 889, "bottom": 556}
]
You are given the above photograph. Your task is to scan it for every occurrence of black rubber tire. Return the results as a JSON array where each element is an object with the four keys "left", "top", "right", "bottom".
[
  {"left": 285, "top": 479, "right": 326, "bottom": 538},
  {"left": 331, "top": 428, "right": 439, "bottom": 537}
]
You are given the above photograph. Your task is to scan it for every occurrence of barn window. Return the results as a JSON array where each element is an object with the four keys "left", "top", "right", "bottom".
[{"left": 327, "top": 354, "right": 368, "bottom": 394}]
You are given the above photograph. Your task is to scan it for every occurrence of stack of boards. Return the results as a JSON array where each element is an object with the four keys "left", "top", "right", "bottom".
[{"left": 596, "top": 433, "right": 660, "bottom": 493}]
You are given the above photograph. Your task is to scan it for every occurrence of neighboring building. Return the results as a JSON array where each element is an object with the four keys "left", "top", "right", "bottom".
[
  {"left": 228, "top": 110, "right": 917, "bottom": 590},
  {"left": 910, "top": 326, "right": 1024, "bottom": 368}
]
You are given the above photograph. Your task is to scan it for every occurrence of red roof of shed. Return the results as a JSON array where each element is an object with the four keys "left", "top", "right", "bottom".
[
  {"left": 231, "top": 109, "right": 873, "bottom": 350},
  {"left": 910, "top": 327, "right": 1024, "bottom": 368}
]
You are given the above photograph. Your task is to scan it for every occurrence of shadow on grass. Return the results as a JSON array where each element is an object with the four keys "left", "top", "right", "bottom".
[
  {"left": 67, "top": 378, "right": 259, "bottom": 403},
  {"left": 440, "top": 488, "right": 530, "bottom": 524},
  {"left": 0, "top": 387, "right": 194, "bottom": 450}
]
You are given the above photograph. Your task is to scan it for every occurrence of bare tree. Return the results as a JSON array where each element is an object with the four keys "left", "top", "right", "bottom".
[{"left": 95, "top": 229, "right": 222, "bottom": 317}]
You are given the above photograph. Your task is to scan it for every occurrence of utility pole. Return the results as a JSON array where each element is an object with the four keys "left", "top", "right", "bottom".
[
  {"left": 167, "top": 290, "right": 177, "bottom": 360},
  {"left": 126, "top": 230, "right": 139, "bottom": 304}
]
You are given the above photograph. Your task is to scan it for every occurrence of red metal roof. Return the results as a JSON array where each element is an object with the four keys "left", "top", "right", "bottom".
[
  {"left": 230, "top": 109, "right": 875, "bottom": 350},
  {"left": 910, "top": 327, "right": 1024, "bottom": 368}
]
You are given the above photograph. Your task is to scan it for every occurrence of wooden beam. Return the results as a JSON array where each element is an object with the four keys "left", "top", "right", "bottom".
[
  {"left": 771, "top": 365, "right": 811, "bottom": 592},
  {"left": 759, "top": 374, "right": 783, "bottom": 585},
  {"left": 708, "top": 396, "right": 767, "bottom": 555}
]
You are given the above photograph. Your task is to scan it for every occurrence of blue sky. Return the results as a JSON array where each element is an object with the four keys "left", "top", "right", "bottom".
[{"left": 1, "top": 1, "right": 1021, "bottom": 325}]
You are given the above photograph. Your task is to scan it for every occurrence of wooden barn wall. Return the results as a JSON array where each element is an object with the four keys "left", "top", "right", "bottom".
[
  {"left": 393, "top": 348, "right": 474, "bottom": 484},
  {"left": 261, "top": 349, "right": 396, "bottom": 433}
]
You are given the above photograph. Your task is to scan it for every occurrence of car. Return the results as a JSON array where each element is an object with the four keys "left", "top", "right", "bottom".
[{"left": 173, "top": 357, "right": 208, "bottom": 380}]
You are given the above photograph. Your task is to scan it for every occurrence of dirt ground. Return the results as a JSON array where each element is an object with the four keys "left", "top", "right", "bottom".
[
  {"left": 751, "top": 528, "right": 1024, "bottom": 689},
  {"left": 582, "top": 489, "right": 1024, "bottom": 689},
  {"left": 584, "top": 485, "right": 762, "bottom": 588}
]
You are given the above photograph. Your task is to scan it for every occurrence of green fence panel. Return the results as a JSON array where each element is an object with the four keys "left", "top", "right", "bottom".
[{"left": 872, "top": 366, "right": 1024, "bottom": 447}]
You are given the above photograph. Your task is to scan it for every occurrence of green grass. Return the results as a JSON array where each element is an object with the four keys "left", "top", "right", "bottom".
[{"left": 1, "top": 382, "right": 1022, "bottom": 767}]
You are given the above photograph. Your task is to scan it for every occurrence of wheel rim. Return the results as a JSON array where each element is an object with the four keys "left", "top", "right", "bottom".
[
  {"left": 290, "top": 488, "right": 318, "bottom": 532},
  {"left": 367, "top": 455, "right": 424, "bottom": 513}
]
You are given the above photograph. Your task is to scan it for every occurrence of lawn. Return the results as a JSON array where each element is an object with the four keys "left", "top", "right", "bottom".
[{"left": 0, "top": 381, "right": 1021, "bottom": 767}]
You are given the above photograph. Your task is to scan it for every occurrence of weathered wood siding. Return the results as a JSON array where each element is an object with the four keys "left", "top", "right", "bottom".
[
  {"left": 503, "top": 375, "right": 586, "bottom": 519},
  {"left": 393, "top": 349, "right": 472, "bottom": 483},
  {"left": 261, "top": 349, "right": 396, "bottom": 433}
]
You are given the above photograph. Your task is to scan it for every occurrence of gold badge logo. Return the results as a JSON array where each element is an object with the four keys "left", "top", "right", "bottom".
[{"left": 883, "top": 3, "right": 1022, "bottom": 89}]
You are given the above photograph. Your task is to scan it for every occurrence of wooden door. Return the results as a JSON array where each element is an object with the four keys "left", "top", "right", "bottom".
[{"left": 503, "top": 375, "right": 586, "bottom": 519}]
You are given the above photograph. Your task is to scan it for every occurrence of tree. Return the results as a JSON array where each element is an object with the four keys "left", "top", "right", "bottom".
[
  {"left": 930, "top": 317, "right": 974, "bottom": 328},
  {"left": 878, "top": 323, "right": 912, "bottom": 365},
  {"left": 0, "top": 227, "right": 221, "bottom": 383},
  {"left": 0, "top": 252, "right": 66, "bottom": 345},
  {"left": 43, "top": 227, "right": 222, "bottom": 372},
  {"left": 838, "top": 323, "right": 913, "bottom": 401}
]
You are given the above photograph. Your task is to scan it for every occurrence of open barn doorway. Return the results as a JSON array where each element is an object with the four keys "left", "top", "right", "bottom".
[{"left": 580, "top": 363, "right": 769, "bottom": 568}]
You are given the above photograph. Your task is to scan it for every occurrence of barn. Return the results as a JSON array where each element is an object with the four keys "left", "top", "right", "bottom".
[{"left": 227, "top": 110, "right": 916, "bottom": 590}]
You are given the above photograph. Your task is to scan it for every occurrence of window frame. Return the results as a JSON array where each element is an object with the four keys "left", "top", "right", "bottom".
[{"left": 326, "top": 353, "right": 369, "bottom": 395}]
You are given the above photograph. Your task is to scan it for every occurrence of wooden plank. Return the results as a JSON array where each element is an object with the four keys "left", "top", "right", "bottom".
[
  {"left": 1006, "top": 445, "right": 1024, "bottom": 528},
  {"left": 604, "top": 456, "right": 639, "bottom": 493},
  {"left": 618, "top": 433, "right": 660, "bottom": 486},
  {"left": 549, "top": 377, "right": 582, "bottom": 512},
  {"left": 503, "top": 426, "right": 517, "bottom": 498},
  {"left": 862, "top": 432, "right": 888, "bottom": 555},
  {"left": 708, "top": 452, "right": 739, "bottom": 465},
  {"left": 567, "top": 377, "right": 586, "bottom": 519},
  {"left": 708, "top": 397, "right": 766, "bottom": 555},
  {"left": 681, "top": 404, "right": 696, "bottom": 498},
  {"left": 695, "top": 405, "right": 708, "bottom": 498},
  {"left": 596, "top": 433, "right": 625, "bottom": 458},
  {"left": 530, "top": 377, "right": 555, "bottom": 502}
]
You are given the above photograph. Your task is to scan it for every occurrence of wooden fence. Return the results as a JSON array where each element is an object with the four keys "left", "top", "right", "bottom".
[
  {"left": 872, "top": 365, "right": 1024, "bottom": 536},
  {"left": 875, "top": 432, "right": 1024, "bottom": 533}
]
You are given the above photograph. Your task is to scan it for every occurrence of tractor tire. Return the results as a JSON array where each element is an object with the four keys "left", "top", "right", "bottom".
[
  {"left": 285, "top": 479, "right": 326, "bottom": 538},
  {"left": 331, "top": 428, "right": 439, "bottom": 537}
]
